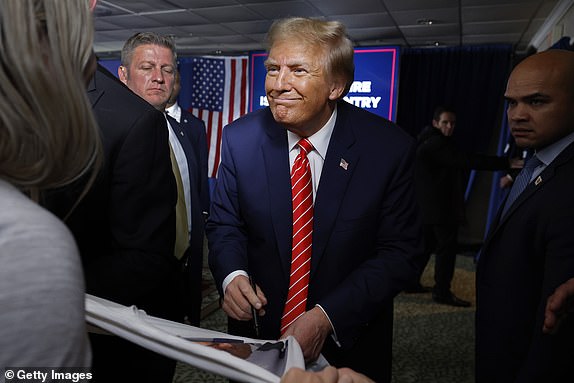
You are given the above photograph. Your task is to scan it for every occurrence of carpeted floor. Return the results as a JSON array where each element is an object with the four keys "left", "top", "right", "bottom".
[
  {"left": 392, "top": 254, "right": 475, "bottom": 383},
  {"left": 173, "top": 254, "right": 477, "bottom": 383}
]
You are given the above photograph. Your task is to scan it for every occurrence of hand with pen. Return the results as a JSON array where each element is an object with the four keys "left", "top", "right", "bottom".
[{"left": 221, "top": 275, "right": 267, "bottom": 337}]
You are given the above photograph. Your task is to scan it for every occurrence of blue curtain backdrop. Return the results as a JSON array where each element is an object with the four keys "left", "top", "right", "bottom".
[
  {"left": 396, "top": 45, "right": 513, "bottom": 150},
  {"left": 395, "top": 44, "right": 513, "bottom": 244}
]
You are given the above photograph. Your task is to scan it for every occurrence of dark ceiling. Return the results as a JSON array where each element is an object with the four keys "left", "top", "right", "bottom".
[{"left": 93, "top": 0, "right": 566, "bottom": 57}]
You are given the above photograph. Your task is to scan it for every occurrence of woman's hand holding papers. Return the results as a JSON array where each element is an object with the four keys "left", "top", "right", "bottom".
[{"left": 281, "top": 366, "right": 375, "bottom": 383}]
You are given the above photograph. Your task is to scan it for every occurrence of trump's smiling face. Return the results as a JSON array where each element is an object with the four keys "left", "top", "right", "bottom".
[{"left": 264, "top": 39, "right": 344, "bottom": 137}]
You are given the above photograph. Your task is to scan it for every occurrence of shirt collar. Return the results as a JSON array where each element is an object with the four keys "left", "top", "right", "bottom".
[
  {"left": 165, "top": 102, "right": 182, "bottom": 123},
  {"left": 287, "top": 106, "right": 338, "bottom": 160},
  {"left": 535, "top": 131, "right": 574, "bottom": 166}
]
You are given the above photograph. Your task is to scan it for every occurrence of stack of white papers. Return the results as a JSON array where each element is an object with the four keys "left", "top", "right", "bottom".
[{"left": 85, "top": 294, "right": 319, "bottom": 383}]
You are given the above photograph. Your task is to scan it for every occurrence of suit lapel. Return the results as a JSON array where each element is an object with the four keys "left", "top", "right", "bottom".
[
  {"left": 167, "top": 115, "right": 201, "bottom": 216},
  {"left": 311, "top": 103, "right": 357, "bottom": 277},
  {"left": 168, "top": 115, "right": 197, "bottom": 170},
  {"left": 89, "top": 65, "right": 127, "bottom": 107},
  {"left": 261, "top": 113, "right": 293, "bottom": 279},
  {"left": 483, "top": 141, "right": 574, "bottom": 250}
]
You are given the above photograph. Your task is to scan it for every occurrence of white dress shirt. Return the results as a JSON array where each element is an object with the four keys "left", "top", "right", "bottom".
[{"left": 166, "top": 102, "right": 182, "bottom": 123}]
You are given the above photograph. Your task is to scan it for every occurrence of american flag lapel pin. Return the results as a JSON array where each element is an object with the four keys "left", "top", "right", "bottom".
[{"left": 339, "top": 158, "right": 349, "bottom": 170}]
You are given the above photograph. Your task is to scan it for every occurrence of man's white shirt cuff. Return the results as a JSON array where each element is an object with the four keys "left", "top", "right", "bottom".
[
  {"left": 222, "top": 270, "right": 248, "bottom": 294},
  {"left": 315, "top": 304, "right": 341, "bottom": 347}
]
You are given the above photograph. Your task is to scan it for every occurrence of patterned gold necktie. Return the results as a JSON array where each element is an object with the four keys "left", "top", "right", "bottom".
[{"left": 168, "top": 143, "right": 189, "bottom": 259}]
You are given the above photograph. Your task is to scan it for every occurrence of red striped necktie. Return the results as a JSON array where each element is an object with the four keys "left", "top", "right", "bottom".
[{"left": 281, "top": 138, "right": 314, "bottom": 334}]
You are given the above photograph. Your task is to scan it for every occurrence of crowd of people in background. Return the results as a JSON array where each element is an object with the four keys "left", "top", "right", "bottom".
[{"left": 1, "top": 1, "right": 573, "bottom": 383}]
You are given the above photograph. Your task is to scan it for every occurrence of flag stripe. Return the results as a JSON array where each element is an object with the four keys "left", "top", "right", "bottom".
[
  {"left": 240, "top": 59, "right": 248, "bottom": 117},
  {"left": 213, "top": 112, "right": 224, "bottom": 178},
  {"left": 188, "top": 56, "right": 249, "bottom": 178},
  {"left": 228, "top": 59, "right": 236, "bottom": 125}
]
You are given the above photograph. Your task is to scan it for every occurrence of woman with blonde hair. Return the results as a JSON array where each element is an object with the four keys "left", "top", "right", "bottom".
[{"left": 0, "top": 0, "right": 101, "bottom": 368}]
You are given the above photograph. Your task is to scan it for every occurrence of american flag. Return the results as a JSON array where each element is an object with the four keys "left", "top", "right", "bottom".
[{"left": 187, "top": 56, "right": 249, "bottom": 178}]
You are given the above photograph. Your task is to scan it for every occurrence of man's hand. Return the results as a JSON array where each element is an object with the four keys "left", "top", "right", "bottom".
[
  {"left": 499, "top": 174, "right": 513, "bottom": 189},
  {"left": 222, "top": 275, "right": 267, "bottom": 321},
  {"left": 280, "top": 306, "right": 332, "bottom": 362},
  {"left": 543, "top": 278, "right": 574, "bottom": 334}
]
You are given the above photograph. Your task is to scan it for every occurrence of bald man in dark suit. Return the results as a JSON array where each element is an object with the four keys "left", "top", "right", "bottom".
[{"left": 476, "top": 49, "right": 574, "bottom": 383}]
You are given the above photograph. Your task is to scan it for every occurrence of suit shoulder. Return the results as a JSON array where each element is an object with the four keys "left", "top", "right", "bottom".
[
  {"left": 93, "top": 68, "right": 158, "bottom": 115},
  {"left": 91, "top": 69, "right": 165, "bottom": 134},
  {"left": 417, "top": 129, "right": 447, "bottom": 149},
  {"left": 223, "top": 108, "right": 272, "bottom": 136},
  {"left": 338, "top": 101, "right": 414, "bottom": 147},
  {"left": 227, "top": 108, "right": 270, "bottom": 127},
  {"left": 219, "top": 109, "right": 276, "bottom": 149}
]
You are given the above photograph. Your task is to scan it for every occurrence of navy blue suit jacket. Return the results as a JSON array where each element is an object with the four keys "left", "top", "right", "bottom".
[
  {"left": 476, "top": 141, "right": 574, "bottom": 383},
  {"left": 207, "top": 101, "right": 424, "bottom": 381},
  {"left": 167, "top": 110, "right": 209, "bottom": 325}
]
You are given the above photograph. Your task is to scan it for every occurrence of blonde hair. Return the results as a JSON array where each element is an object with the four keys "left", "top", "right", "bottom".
[
  {"left": 266, "top": 17, "right": 355, "bottom": 96},
  {"left": 0, "top": 0, "right": 101, "bottom": 197}
]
